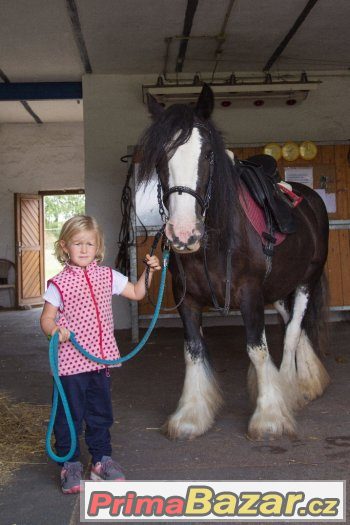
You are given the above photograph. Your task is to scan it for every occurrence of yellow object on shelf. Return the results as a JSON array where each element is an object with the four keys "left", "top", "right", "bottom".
[
  {"left": 282, "top": 142, "right": 299, "bottom": 161},
  {"left": 263, "top": 143, "right": 282, "bottom": 161},
  {"left": 299, "top": 141, "right": 318, "bottom": 160}
]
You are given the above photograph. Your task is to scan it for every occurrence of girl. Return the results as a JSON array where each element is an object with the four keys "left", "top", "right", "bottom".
[{"left": 40, "top": 215, "right": 161, "bottom": 494}]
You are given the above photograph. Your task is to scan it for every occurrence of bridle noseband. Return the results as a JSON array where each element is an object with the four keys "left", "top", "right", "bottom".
[{"left": 157, "top": 150, "right": 214, "bottom": 223}]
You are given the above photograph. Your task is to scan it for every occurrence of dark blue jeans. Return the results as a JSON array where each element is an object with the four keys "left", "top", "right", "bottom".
[{"left": 54, "top": 370, "right": 113, "bottom": 465}]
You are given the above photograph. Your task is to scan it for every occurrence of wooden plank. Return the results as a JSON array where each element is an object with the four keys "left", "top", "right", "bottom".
[
  {"left": 232, "top": 147, "right": 243, "bottom": 160},
  {"left": 347, "top": 164, "right": 350, "bottom": 220},
  {"left": 335, "top": 166, "right": 348, "bottom": 218},
  {"left": 339, "top": 230, "right": 350, "bottom": 305},
  {"left": 326, "top": 230, "right": 343, "bottom": 306},
  {"left": 320, "top": 145, "right": 335, "bottom": 165},
  {"left": 242, "top": 147, "right": 253, "bottom": 160},
  {"left": 334, "top": 146, "right": 350, "bottom": 219},
  {"left": 335, "top": 145, "right": 349, "bottom": 166}
]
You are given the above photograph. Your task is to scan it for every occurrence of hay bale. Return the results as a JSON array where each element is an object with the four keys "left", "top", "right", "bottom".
[{"left": 0, "top": 392, "right": 50, "bottom": 485}]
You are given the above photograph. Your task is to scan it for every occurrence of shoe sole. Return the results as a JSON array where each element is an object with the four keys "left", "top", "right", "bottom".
[
  {"left": 90, "top": 471, "right": 125, "bottom": 482},
  {"left": 62, "top": 485, "right": 81, "bottom": 494}
]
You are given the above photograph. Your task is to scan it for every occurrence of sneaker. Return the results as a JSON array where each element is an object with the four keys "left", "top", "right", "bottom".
[
  {"left": 60, "top": 461, "right": 83, "bottom": 494},
  {"left": 90, "top": 456, "right": 125, "bottom": 481}
]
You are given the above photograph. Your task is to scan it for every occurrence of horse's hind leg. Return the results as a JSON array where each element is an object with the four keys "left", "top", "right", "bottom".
[
  {"left": 279, "top": 288, "right": 309, "bottom": 409},
  {"left": 163, "top": 305, "right": 223, "bottom": 440},
  {"left": 279, "top": 286, "right": 330, "bottom": 408},
  {"left": 241, "top": 288, "right": 296, "bottom": 440}
]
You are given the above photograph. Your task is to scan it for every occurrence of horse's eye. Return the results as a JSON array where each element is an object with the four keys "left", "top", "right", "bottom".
[{"left": 205, "top": 151, "right": 213, "bottom": 160}]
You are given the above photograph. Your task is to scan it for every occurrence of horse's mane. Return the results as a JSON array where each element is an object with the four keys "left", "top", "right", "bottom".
[
  {"left": 137, "top": 104, "right": 241, "bottom": 236},
  {"left": 204, "top": 119, "right": 240, "bottom": 236}
]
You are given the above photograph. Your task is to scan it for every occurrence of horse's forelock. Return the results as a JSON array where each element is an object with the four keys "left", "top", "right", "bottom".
[{"left": 138, "top": 105, "right": 195, "bottom": 185}]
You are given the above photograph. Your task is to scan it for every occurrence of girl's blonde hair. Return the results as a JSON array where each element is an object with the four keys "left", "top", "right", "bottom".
[{"left": 54, "top": 215, "right": 105, "bottom": 264}]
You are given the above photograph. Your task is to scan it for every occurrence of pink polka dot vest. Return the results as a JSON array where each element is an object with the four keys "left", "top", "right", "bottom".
[{"left": 49, "top": 261, "right": 121, "bottom": 376}]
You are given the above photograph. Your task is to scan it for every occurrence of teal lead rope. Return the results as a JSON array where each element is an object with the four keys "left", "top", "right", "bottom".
[{"left": 46, "top": 247, "right": 170, "bottom": 462}]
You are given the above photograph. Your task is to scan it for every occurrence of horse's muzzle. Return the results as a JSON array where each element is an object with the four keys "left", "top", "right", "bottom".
[{"left": 165, "top": 221, "right": 204, "bottom": 253}]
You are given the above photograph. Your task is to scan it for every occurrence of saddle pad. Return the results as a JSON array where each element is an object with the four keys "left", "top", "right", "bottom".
[{"left": 239, "top": 185, "right": 286, "bottom": 246}]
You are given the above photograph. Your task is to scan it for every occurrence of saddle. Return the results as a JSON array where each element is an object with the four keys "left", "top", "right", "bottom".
[{"left": 238, "top": 154, "right": 297, "bottom": 236}]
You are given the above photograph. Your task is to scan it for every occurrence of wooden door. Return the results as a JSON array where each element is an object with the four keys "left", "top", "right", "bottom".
[{"left": 15, "top": 194, "right": 45, "bottom": 306}]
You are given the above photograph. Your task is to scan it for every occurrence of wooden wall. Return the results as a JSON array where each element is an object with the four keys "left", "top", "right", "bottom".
[{"left": 136, "top": 145, "right": 350, "bottom": 314}]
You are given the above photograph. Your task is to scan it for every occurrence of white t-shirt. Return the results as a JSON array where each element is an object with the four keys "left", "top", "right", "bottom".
[{"left": 44, "top": 269, "right": 128, "bottom": 309}]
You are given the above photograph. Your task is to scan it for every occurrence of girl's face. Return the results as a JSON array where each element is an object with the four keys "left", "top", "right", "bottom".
[{"left": 61, "top": 230, "right": 98, "bottom": 268}]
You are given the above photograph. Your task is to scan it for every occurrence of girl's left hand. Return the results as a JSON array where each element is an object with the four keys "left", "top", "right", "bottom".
[{"left": 144, "top": 254, "right": 161, "bottom": 272}]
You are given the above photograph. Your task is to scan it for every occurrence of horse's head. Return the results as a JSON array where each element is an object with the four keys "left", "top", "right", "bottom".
[{"left": 141, "top": 85, "right": 215, "bottom": 253}]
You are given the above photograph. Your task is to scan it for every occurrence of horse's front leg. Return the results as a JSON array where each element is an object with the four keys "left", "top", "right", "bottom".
[
  {"left": 164, "top": 305, "right": 223, "bottom": 440},
  {"left": 240, "top": 287, "right": 296, "bottom": 440}
]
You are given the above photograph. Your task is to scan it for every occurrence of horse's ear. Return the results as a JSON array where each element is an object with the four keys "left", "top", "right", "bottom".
[
  {"left": 195, "top": 83, "right": 214, "bottom": 120},
  {"left": 147, "top": 93, "right": 165, "bottom": 120}
]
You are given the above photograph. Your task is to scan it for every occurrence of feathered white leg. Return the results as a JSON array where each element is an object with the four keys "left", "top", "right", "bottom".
[
  {"left": 296, "top": 330, "right": 330, "bottom": 403},
  {"left": 248, "top": 332, "right": 296, "bottom": 440},
  {"left": 164, "top": 343, "right": 223, "bottom": 440}
]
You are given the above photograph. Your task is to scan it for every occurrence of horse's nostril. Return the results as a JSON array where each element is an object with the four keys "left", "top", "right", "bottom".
[{"left": 187, "top": 235, "right": 198, "bottom": 246}]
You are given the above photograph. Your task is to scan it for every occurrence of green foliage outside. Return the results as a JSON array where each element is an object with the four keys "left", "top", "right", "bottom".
[{"left": 44, "top": 194, "right": 85, "bottom": 281}]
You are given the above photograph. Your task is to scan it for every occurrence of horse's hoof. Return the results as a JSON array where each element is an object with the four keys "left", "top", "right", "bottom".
[
  {"left": 162, "top": 417, "right": 206, "bottom": 440},
  {"left": 247, "top": 417, "right": 297, "bottom": 441}
]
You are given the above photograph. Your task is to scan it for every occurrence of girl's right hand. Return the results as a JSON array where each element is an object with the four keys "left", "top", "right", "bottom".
[{"left": 52, "top": 326, "right": 71, "bottom": 343}]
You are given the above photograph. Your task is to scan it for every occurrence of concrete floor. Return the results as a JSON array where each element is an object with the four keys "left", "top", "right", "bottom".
[{"left": 0, "top": 308, "right": 349, "bottom": 525}]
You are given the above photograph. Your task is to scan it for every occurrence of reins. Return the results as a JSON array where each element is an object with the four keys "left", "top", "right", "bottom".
[
  {"left": 203, "top": 240, "right": 233, "bottom": 315},
  {"left": 46, "top": 243, "right": 170, "bottom": 463}
]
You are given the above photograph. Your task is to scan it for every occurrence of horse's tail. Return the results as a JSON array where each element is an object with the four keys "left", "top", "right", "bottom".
[{"left": 302, "top": 272, "right": 329, "bottom": 356}]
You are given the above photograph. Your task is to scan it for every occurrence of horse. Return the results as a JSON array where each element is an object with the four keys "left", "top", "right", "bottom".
[{"left": 137, "top": 84, "right": 330, "bottom": 441}]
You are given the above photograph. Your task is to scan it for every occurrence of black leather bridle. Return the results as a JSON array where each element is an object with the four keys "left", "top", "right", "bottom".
[
  {"left": 157, "top": 150, "right": 214, "bottom": 223},
  {"left": 154, "top": 146, "right": 232, "bottom": 315}
]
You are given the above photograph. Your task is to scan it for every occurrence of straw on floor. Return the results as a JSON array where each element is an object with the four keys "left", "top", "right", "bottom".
[{"left": 0, "top": 392, "right": 50, "bottom": 485}]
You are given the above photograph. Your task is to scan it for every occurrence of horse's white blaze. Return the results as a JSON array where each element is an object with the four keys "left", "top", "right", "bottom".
[
  {"left": 166, "top": 128, "right": 202, "bottom": 245},
  {"left": 296, "top": 330, "right": 330, "bottom": 403},
  {"left": 247, "top": 331, "right": 296, "bottom": 440},
  {"left": 165, "top": 343, "right": 223, "bottom": 439}
]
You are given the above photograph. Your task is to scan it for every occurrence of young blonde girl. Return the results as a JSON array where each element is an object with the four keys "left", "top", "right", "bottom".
[{"left": 40, "top": 215, "right": 160, "bottom": 494}]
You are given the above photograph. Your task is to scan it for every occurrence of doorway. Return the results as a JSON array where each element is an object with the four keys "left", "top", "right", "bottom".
[
  {"left": 43, "top": 192, "right": 85, "bottom": 283},
  {"left": 14, "top": 191, "right": 85, "bottom": 307}
]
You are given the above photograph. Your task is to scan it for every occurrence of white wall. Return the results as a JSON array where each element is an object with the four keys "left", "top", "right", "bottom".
[
  {"left": 0, "top": 122, "right": 84, "bottom": 305},
  {"left": 83, "top": 73, "right": 350, "bottom": 328}
]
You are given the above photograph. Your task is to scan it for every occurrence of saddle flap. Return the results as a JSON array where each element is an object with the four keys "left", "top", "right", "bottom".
[{"left": 238, "top": 158, "right": 296, "bottom": 235}]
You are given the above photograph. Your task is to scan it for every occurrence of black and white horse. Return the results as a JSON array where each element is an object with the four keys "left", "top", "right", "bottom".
[{"left": 138, "top": 85, "right": 330, "bottom": 441}]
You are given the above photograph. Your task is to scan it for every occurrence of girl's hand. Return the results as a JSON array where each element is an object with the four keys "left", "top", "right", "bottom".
[
  {"left": 52, "top": 326, "right": 71, "bottom": 343},
  {"left": 144, "top": 254, "right": 161, "bottom": 273}
]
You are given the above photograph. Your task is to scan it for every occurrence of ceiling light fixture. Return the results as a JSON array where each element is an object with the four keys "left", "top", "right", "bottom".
[{"left": 143, "top": 75, "right": 321, "bottom": 107}]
